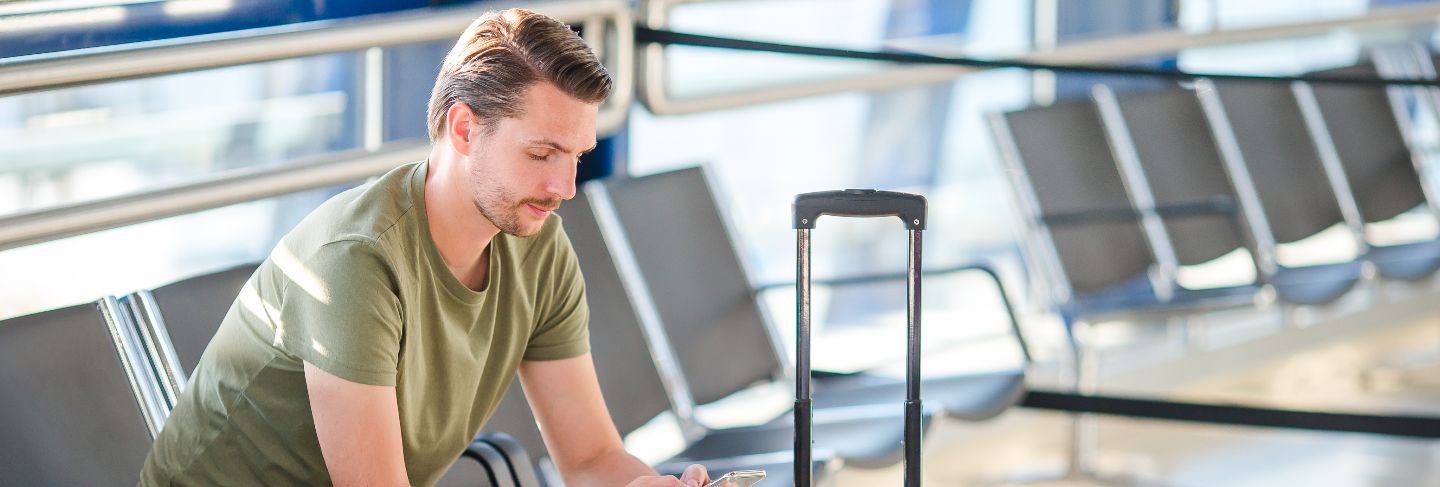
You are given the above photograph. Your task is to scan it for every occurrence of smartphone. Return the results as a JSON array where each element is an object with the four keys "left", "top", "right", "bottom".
[{"left": 703, "top": 469, "right": 766, "bottom": 487}]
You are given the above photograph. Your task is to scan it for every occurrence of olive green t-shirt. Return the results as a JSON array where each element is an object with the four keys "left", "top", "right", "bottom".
[{"left": 140, "top": 161, "right": 590, "bottom": 486}]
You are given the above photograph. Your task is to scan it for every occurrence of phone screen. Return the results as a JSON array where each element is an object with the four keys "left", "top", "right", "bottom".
[{"left": 703, "top": 469, "right": 766, "bottom": 487}]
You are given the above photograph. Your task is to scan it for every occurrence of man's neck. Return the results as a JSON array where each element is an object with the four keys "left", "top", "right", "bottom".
[{"left": 425, "top": 148, "right": 499, "bottom": 291}]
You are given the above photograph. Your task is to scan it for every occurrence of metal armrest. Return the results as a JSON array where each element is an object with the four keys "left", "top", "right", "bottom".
[
  {"left": 758, "top": 261, "right": 1030, "bottom": 365},
  {"left": 1040, "top": 196, "right": 1237, "bottom": 227},
  {"left": 462, "top": 438, "right": 515, "bottom": 487},
  {"left": 1040, "top": 197, "right": 1253, "bottom": 284},
  {"left": 475, "top": 432, "right": 542, "bottom": 487}
]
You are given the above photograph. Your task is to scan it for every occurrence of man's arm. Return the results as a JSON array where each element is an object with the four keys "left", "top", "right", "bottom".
[
  {"left": 304, "top": 361, "right": 411, "bottom": 487},
  {"left": 519, "top": 354, "right": 708, "bottom": 487}
]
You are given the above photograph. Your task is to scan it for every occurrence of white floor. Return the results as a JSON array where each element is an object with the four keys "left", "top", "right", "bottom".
[{"left": 824, "top": 280, "right": 1440, "bottom": 487}]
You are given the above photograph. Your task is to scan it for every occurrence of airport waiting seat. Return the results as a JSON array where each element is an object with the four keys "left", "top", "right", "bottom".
[
  {"left": 991, "top": 99, "right": 1258, "bottom": 323},
  {"left": 141, "top": 263, "right": 259, "bottom": 376},
  {"left": 0, "top": 302, "right": 161, "bottom": 485},
  {"left": 1193, "top": 78, "right": 1366, "bottom": 304},
  {"left": 1298, "top": 63, "right": 1440, "bottom": 281},
  {"left": 991, "top": 95, "right": 1289, "bottom": 484},
  {"left": 1090, "top": 84, "right": 1265, "bottom": 306},
  {"left": 599, "top": 166, "right": 1028, "bottom": 462}
]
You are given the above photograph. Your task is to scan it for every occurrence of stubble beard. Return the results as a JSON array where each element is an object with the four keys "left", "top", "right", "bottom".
[
  {"left": 473, "top": 189, "right": 527, "bottom": 237},
  {"left": 470, "top": 172, "right": 557, "bottom": 238}
]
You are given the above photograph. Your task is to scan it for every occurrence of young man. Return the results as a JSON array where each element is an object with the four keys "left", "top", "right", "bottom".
[{"left": 140, "top": 9, "right": 710, "bottom": 487}]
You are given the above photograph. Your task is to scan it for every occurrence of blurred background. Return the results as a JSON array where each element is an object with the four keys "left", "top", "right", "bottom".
[{"left": 2, "top": 0, "right": 1439, "bottom": 485}]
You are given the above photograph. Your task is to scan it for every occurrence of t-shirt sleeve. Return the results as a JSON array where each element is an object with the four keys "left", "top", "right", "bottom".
[
  {"left": 273, "top": 240, "right": 403, "bottom": 386},
  {"left": 524, "top": 223, "right": 591, "bottom": 361}
]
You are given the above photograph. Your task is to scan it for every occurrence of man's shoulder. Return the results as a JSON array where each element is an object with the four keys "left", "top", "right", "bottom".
[{"left": 283, "top": 162, "right": 423, "bottom": 255}]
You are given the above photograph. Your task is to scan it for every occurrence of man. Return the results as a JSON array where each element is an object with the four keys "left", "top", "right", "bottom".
[{"left": 141, "top": 9, "right": 710, "bottom": 487}]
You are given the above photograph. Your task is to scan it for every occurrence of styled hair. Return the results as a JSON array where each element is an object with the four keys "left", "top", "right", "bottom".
[{"left": 426, "top": 8, "right": 612, "bottom": 141}]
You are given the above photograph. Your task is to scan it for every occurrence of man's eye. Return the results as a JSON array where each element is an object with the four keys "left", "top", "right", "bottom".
[{"left": 527, "top": 152, "right": 547, "bottom": 161}]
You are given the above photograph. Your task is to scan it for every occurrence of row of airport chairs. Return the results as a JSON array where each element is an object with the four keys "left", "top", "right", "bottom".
[
  {"left": 0, "top": 276, "right": 538, "bottom": 485},
  {"left": 991, "top": 48, "right": 1440, "bottom": 334},
  {"left": 989, "top": 46, "right": 1440, "bottom": 483},
  {"left": 0, "top": 165, "right": 1032, "bottom": 486}
]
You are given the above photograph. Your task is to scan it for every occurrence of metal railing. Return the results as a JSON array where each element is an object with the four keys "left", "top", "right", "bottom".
[
  {"left": 0, "top": 0, "right": 634, "bottom": 132},
  {"left": 0, "top": 0, "right": 631, "bottom": 252},
  {"left": 635, "top": 0, "right": 1440, "bottom": 115},
  {"left": 4, "top": 0, "right": 1440, "bottom": 251},
  {"left": 0, "top": 141, "right": 429, "bottom": 252}
]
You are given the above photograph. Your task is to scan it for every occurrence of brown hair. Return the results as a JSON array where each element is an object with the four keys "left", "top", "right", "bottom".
[{"left": 426, "top": 8, "right": 612, "bottom": 141}]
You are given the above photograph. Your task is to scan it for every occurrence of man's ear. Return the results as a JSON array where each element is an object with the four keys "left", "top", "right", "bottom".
[{"left": 445, "top": 103, "right": 475, "bottom": 156}]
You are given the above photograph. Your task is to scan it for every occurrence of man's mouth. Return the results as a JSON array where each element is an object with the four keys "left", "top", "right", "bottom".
[{"left": 525, "top": 203, "right": 557, "bottom": 218}]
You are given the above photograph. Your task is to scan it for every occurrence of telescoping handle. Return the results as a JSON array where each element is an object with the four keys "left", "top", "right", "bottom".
[
  {"left": 792, "top": 189, "right": 926, "bottom": 487},
  {"left": 793, "top": 189, "right": 927, "bottom": 230}
]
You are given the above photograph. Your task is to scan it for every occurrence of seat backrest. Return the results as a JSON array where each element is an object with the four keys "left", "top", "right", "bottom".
[
  {"left": 555, "top": 185, "right": 679, "bottom": 436},
  {"left": 992, "top": 100, "right": 1157, "bottom": 297},
  {"left": 0, "top": 303, "right": 156, "bottom": 485},
  {"left": 1103, "top": 86, "right": 1252, "bottom": 267},
  {"left": 1304, "top": 63, "right": 1429, "bottom": 224},
  {"left": 149, "top": 263, "right": 259, "bottom": 375},
  {"left": 603, "top": 167, "right": 786, "bottom": 406},
  {"left": 1201, "top": 79, "right": 1349, "bottom": 245}
]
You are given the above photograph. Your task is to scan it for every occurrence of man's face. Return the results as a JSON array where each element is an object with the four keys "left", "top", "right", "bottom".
[{"left": 466, "top": 82, "right": 598, "bottom": 237}]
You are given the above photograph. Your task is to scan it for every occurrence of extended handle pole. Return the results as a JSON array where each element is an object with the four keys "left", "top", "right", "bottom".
[
  {"left": 792, "top": 189, "right": 926, "bottom": 487},
  {"left": 794, "top": 228, "right": 813, "bottom": 487},
  {"left": 904, "top": 228, "right": 922, "bottom": 487}
]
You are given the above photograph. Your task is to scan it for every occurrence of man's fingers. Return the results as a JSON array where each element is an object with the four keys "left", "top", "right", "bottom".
[
  {"left": 624, "top": 475, "right": 686, "bottom": 487},
  {"left": 680, "top": 464, "right": 710, "bottom": 486}
]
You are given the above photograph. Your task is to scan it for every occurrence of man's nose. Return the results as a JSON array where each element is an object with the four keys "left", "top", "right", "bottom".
[{"left": 547, "top": 163, "right": 578, "bottom": 201}]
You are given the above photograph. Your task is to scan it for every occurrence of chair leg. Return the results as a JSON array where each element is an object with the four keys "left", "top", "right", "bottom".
[
  {"left": 1064, "top": 323, "right": 1105, "bottom": 481},
  {"left": 996, "top": 321, "right": 1143, "bottom": 486}
]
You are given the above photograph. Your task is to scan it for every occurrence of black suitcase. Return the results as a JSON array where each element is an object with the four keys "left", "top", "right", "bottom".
[{"left": 792, "top": 189, "right": 927, "bottom": 487}]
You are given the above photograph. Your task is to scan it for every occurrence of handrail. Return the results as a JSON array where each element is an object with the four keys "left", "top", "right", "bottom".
[
  {"left": 635, "top": 0, "right": 1440, "bottom": 115},
  {"left": 0, "top": 0, "right": 634, "bottom": 135},
  {"left": 0, "top": 0, "right": 634, "bottom": 251},
  {"left": 757, "top": 261, "right": 1032, "bottom": 364},
  {"left": 0, "top": 141, "right": 430, "bottom": 252}
]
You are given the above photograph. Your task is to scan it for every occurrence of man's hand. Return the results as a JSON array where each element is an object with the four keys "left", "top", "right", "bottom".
[{"left": 624, "top": 464, "right": 709, "bottom": 487}]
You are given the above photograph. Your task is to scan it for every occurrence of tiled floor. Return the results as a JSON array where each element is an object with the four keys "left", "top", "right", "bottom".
[{"left": 823, "top": 281, "right": 1440, "bottom": 487}]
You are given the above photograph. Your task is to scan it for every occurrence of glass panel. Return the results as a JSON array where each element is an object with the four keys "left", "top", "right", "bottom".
[
  {"left": 0, "top": 183, "right": 356, "bottom": 321},
  {"left": 0, "top": 52, "right": 360, "bottom": 216},
  {"left": 1179, "top": 0, "right": 1370, "bottom": 32},
  {"left": 659, "top": 0, "right": 1028, "bottom": 99},
  {"left": 630, "top": 67, "right": 1031, "bottom": 284}
]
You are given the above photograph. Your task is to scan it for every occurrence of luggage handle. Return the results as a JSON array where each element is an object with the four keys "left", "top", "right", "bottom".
[
  {"left": 792, "top": 189, "right": 925, "bottom": 487},
  {"left": 792, "top": 189, "right": 927, "bottom": 230}
]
